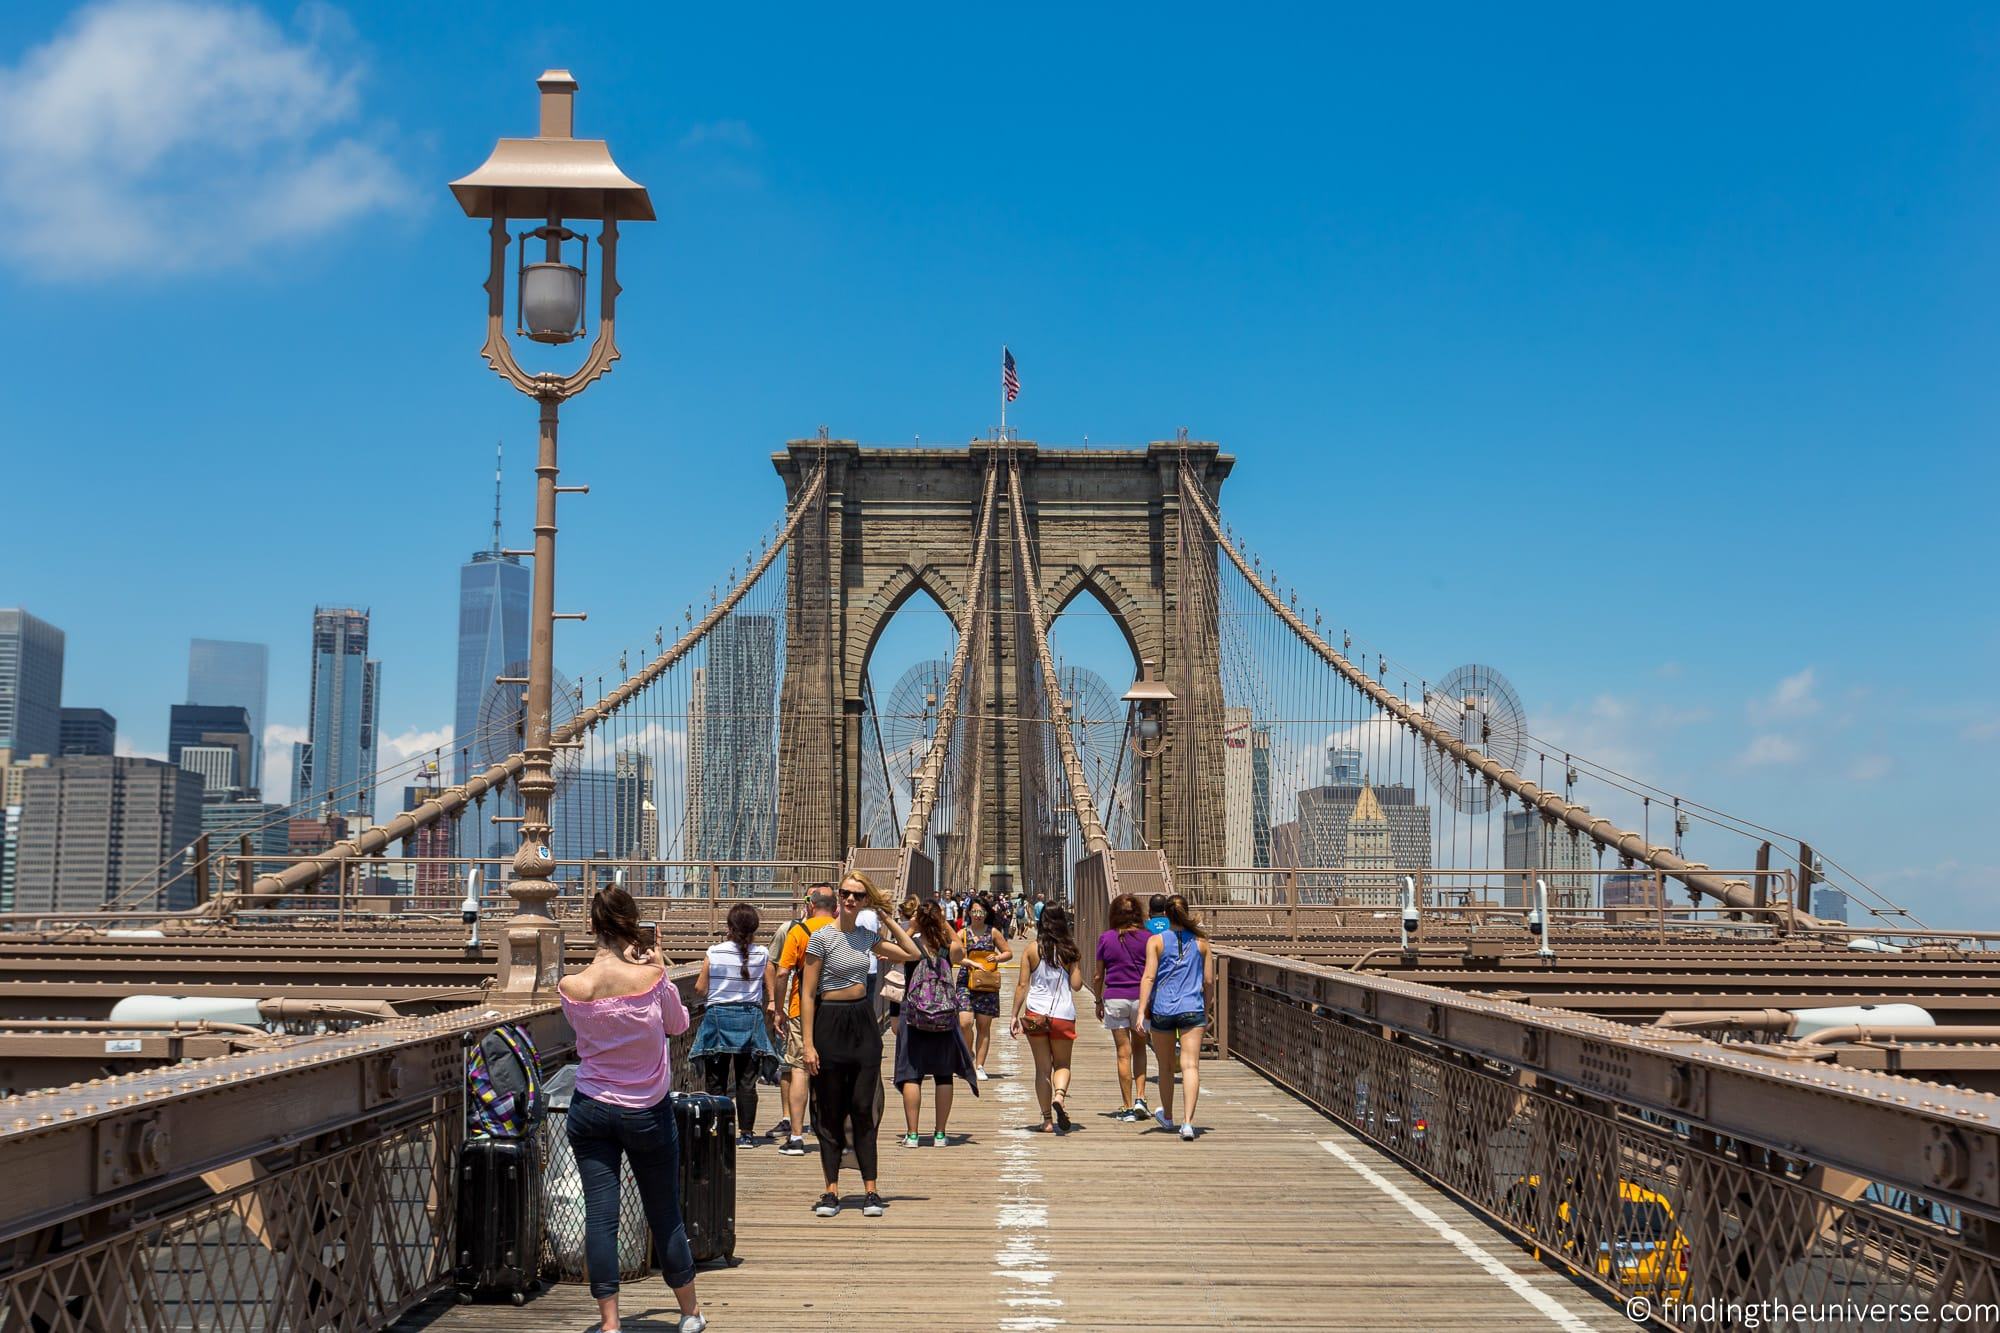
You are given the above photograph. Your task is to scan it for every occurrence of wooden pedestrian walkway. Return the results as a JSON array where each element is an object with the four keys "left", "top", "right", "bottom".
[{"left": 395, "top": 979, "right": 1626, "bottom": 1332}]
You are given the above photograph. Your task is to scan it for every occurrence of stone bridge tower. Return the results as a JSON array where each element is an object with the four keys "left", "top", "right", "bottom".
[{"left": 772, "top": 437, "right": 1230, "bottom": 895}]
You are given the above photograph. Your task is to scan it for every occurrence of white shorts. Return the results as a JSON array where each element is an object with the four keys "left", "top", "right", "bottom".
[{"left": 1101, "top": 998, "right": 1140, "bottom": 1030}]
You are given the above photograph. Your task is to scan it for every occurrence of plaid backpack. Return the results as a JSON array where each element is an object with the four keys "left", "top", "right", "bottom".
[
  {"left": 468, "top": 1024, "right": 544, "bottom": 1137},
  {"left": 903, "top": 946, "right": 960, "bottom": 1032}
]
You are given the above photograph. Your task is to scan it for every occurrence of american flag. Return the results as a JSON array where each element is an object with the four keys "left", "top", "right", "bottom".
[{"left": 1002, "top": 347, "right": 1020, "bottom": 402}]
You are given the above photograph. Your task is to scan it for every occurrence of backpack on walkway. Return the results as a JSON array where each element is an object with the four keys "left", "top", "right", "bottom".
[
  {"left": 903, "top": 946, "right": 960, "bottom": 1032},
  {"left": 468, "top": 1023, "right": 544, "bottom": 1137}
]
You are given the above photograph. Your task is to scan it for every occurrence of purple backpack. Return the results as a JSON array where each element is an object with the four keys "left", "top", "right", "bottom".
[{"left": 904, "top": 946, "right": 960, "bottom": 1032}]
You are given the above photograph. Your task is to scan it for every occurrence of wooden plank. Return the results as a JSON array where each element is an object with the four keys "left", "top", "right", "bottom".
[{"left": 395, "top": 977, "right": 1627, "bottom": 1330}]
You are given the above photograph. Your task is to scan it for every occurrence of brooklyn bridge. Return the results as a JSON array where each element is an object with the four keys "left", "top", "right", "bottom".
[{"left": 1, "top": 66, "right": 1995, "bottom": 1333}]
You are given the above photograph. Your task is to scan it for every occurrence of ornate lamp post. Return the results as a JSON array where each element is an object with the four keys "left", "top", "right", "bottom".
[
  {"left": 1123, "top": 660, "right": 1176, "bottom": 852},
  {"left": 451, "top": 71, "right": 653, "bottom": 994}
]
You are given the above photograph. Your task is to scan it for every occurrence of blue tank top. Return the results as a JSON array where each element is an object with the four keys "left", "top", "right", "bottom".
[{"left": 1151, "top": 929, "right": 1204, "bottom": 1016}]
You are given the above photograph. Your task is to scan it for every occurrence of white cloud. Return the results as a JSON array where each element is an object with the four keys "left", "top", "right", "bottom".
[
  {"left": 113, "top": 735, "right": 167, "bottom": 762},
  {"left": 262, "top": 722, "right": 307, "bottom": 800},
  {"left": 1750, "top": 666, "right": 1821, "bottom": 723},
  {"left": 679, "top": 119, "right": 758, "bottom": 151},
  {"left": 1845, "top": 754, "right": 1892, "bottom": 782},
  {"left": 0, "top": 0, "right": 414, "bottom": 278},
  {"left": 381, "top": 725, "right": 452, "bottom": 765},
  {"left": 1736, "top": 734, "right": 1801, "bottom": 767}
]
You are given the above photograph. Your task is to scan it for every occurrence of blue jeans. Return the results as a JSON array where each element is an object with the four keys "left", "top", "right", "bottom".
[{"left": 566, "top": 1091, "right": 697, "bottom": 1298}]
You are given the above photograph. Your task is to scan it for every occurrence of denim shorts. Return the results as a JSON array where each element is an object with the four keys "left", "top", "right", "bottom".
[{"left": 1149, "top": 1009, "right": 1208, "bottom": 1033}]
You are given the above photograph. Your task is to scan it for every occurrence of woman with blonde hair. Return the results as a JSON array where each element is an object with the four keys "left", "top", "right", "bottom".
[
  {"left": 1136, "top": 893, "right": 1214, "bottom": 1141},
  {"left": 800, "top": 870, "right": 920, "bottom": 1217}
]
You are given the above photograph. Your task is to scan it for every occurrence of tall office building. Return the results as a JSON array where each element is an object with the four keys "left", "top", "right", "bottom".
[
  {"left": 1250, "top": 725, "right": 1272, "bottom": 869},
  {"left": 201, "top": 799, "right": 289, "bottom": 859},
  {"left": 691, "top": 614, "right": 777, "bottom": 886},
  {"left": 550, "top": 769, "right": 622, "bottom": 878},
  {"left": 59, "top": 707, "right": 116, "bottom": 757},
  {"left": 453, "top": 448, "right": 532, "bottom": 861},
  {"left": 0, "top": 803, "right": 19, "bottom": 912},
  {"left": 186, "top": 640, "right": 269, "bottom": 788},
  {"left": 401, "top": 783, "right": 455, "bottom": 891},
  {"left": 299, "top": 608, "right": 380, "bottom": 818},
  {"left": 168, "top": 704, "right": 254, "bottom": 798},
  {"left": 0, "top": 610, "right": 64, "bottom": 761},
  {"left": 1338, "top": 784, "right": 1399, "bottom": 902},
  {"left": 1503, "top": 808, "right": 1594, "bottom": 910},
  {"left": 1221, "top": 707, "right": 1257, "bottom": 877},
  {"left": 1812, "top": 887, "right": 1850, "bottom": 924},
  {"left": 682, "top": 666, "right": 706, "bottom": 860},
  {"left": 1603, "top": 872, "right": 1664, "bottom": 913},
  {"left": 1325, "top": 746, "right": 1364, "bottom": 787},
  {"left": 1295, "top": 780, "right": 1431, "bottom": 902},
  {"left": 13, "top": 757, "right": 204, "bottom": 912},
  {"left": 178, "top": 745, "right": 240, "bottom": 798},
  {"left": 614, "top": 750, "right": 658, "bottom": 862}
]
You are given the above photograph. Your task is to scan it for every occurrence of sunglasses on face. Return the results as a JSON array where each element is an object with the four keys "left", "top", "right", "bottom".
[{"left": 838, "top": 889, "right": 868, "bottom": 902}]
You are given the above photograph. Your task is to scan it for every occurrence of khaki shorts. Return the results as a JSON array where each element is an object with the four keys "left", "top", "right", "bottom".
[
  {"left": 780, "top": 1014, "right": 806, "bottom": 1070},
  {"left": 1101, "top": 997, "right": 1140, "bottom": 1030}
]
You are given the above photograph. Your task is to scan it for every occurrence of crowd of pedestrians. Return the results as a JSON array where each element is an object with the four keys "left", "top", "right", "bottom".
[{"left": 555, "top": 875, "right": 1213, "bottom": 1330}]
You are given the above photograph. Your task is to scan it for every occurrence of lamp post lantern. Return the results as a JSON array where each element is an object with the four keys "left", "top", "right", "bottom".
[
  {"left": 451, "top": 70, "right": 654, "bottom": 995},
  {"left": 1122, "top": 660, "right": 1176, "bottom": 852}
]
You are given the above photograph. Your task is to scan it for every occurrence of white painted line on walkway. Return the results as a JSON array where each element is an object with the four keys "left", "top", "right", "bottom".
[{"left": 1317, "top": 1139, "right": 1598, "bottom": 1333}]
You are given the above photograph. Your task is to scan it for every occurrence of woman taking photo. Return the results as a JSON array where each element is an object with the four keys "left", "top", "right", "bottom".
[
  {"left": 689, "top": 901, "right": 781, "bottom": 1149},
  {"left": 1136, "top": 893, "right": 1213, "bottom": 1141},
  {"left": 1092, "top": 892, "right": 1152, "bottom": 1122},
  {"left": 956, "top": 896, "right": 1013, "bottom": 1078},
  {"left": 801, "top": 870, "right": 921, "bottom": 1218},
  {"left": 557, "top": 888, "right": 705, "bottom": 1333},
  {"left": 1010, "top": 903, "right": 1085, "bottom": 1134},
  {"left": 894, "top": 900, "right": 979, "bottom": 1146}
]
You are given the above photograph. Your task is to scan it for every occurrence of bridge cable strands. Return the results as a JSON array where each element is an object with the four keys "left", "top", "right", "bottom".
[{"left": 240, "top": 464, "right": 829, "bottom": 908}]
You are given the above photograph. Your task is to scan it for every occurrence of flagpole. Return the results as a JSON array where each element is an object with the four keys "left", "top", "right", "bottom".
[{"left": 1000, "top": 344, "right": 1007, "bottom": 437}]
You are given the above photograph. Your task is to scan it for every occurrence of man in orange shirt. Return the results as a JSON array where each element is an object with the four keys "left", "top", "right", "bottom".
[{"left": 770, "top": 883, "right": 836, "bottom": 1156}]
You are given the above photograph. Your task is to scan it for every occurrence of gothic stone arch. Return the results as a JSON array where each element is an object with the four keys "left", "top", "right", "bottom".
[{"left": 773, "top": 438, "right": 1231, "bottom": 894}]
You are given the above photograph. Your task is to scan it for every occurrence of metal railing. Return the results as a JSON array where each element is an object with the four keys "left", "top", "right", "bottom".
[
  {"left": 1217, "top": 949, "right": 2000, "bottom": 1331},
  {"left": 0, "top": 971, "right": 711, "bottom": 1331},
  {"left": 0, "top": 859, "right": 844, "bottom": 938}
]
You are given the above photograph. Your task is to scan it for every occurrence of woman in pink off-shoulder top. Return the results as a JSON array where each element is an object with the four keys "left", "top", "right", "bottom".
[{"left": 557, "top": 887, "right": 704, "bottom": 1333}]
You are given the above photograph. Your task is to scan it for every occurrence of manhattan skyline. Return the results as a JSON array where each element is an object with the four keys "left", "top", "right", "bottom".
[{"left": 0, "top": 2, "right": 1993, "bottom": 920}]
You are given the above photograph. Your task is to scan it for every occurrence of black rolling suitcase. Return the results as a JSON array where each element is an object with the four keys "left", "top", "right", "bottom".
[
  {"left": 673, "top": 1092, "right": 738, "bottom": 1264},
  {"left": 453, "top": 1135, "right": 543, "bottom": 1305}
]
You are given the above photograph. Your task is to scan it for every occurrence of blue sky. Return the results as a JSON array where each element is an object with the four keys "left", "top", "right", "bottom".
[{"left": 1, "top": 2, "right": 1994, "bottom": 921}]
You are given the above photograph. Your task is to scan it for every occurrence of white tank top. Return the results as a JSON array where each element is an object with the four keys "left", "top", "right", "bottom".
[{"left": 1025, "top": 955, "right": 1076, "bottom": 1021}]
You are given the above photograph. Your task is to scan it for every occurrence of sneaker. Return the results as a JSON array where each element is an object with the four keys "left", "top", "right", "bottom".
[
  {"left": 770, "top": 1117, "right": 791, "bottom": 1139},
  {"left": 976, "top": 1068, "right": 990, "bottom": 1080},
  {"left": 1112, "top": 1106, "right": 1141, "bottom": 1122},
  {"left": 1153, "top": 1108, "right": 1174, "bottom": 1132},
  {"left": 780, "top": 1137, "right": 808, "bottom": 1156},
  {"left": 1179, "top": 1122, "right": 1197, "bottom": 1142},
  {"left": 736, "top": 1132, "right": 756, "bottom": 1149},
  {"left": 813, "top": 1192, "right": 840, "bottom": 1217},
  {"left": 902, "top": 1132, "right": 921, "bottom": 1149},
  {"left": 1133, "top": 1097, "right": 1149, "bottom": 1115},
  {"left": 862, "top": 1192, "right": 885, "bottom": 1217},
  {"left": 679, "top": 1316, "right": 708, "bottom": 1333},
  {"left": 1051, "top": 1099, "right": 1071, "bottom": 1133},
  {"left": 933, "top": 1131, "right": 948, "bottom": 1147}
]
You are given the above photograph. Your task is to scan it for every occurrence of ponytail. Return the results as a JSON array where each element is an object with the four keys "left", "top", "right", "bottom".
[{"left": 725, "top": 902, "right": 760, "bottom": 980}]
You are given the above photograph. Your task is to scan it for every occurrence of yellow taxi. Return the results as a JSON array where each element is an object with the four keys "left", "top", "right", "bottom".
[{"left": 1505, "top": 1175, "right": 1689, "bottom": 1300}]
